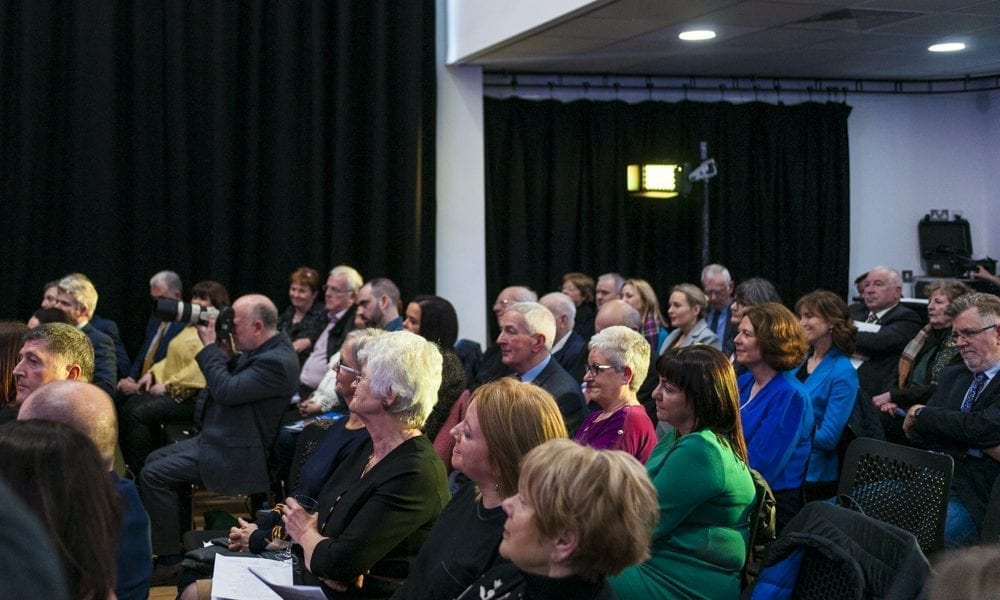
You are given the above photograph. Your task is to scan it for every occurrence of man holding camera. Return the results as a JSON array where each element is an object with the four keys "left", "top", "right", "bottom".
[{"left": 139, "top": 294, "right": 299, "bottom": 584}]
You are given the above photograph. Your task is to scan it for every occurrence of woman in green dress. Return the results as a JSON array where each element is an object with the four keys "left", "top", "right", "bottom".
[{"left": 611, "top": 345, "right": 756, "bottom": 599}]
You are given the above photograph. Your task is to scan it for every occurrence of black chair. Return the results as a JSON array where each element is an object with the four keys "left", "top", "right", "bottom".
[
  {"left": 837, "top": 438, "right": 953, "bottom": 555},
  {"left": 794, "top": 546, "right": 862, "bottom": 600}
]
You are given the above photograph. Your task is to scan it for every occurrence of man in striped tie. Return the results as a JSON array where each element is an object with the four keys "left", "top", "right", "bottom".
[{"left": 904, "top": 292, "right": 1000, "bottom": 548}]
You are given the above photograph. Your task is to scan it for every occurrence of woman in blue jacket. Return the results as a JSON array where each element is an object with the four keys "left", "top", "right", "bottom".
[{"left": 795, "top": 291, "right": 859, "bottom": 502}]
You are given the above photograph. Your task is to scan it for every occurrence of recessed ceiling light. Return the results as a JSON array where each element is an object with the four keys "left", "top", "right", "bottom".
[
  {"left": 679, "top": 30, "right": 716, "bottom": 42},
  {"left": 928, "top": 42, "right": 965, "bottom": 53}
]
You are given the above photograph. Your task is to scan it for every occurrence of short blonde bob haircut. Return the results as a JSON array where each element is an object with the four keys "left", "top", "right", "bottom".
[
  {"left": 517, "top": 439, "right": 658, "bottom": 580},
  {"left": 472, "top": 378, "right": 567, "bottom": 498}
]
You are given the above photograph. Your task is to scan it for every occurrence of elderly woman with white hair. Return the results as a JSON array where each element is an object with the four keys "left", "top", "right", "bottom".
[
  {"left": 283, "top": 330, "right": 451, "bottom": 598},
  {"left": 574, "top": 326, "right": 657, "bottom": 463}
]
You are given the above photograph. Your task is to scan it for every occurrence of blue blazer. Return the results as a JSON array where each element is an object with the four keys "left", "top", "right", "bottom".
[
  {"left": 553, "top": 330, "right": 587, "bottom": 381},
  {"left": 800, "top": 348, "right": 859, "bottom": 483}
]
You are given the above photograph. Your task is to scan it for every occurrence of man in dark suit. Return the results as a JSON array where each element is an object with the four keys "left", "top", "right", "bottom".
[
  {"left": 497, "top": 301, "right": 587, "bottom": 434},
  {"left": 849, "top": 266, "right": 923, "bottom": 397},
  {"left": 53, "top": 274, "right": 117, "bottom": 397},
  {"left": 118, "top": 270, "right": 187, "bottom": 398},
  {"left": 701, "top": 263, "right": 734, "bottom": 344},
  {"left": 540, "top": 292, "right": 587, "bottom": 381},
  {"left": 297, "top": 265, "right": 361, "bottom": 408},
  {"left": 904, "top": 292, "right": 1000, "bottom": 548},
  {"left": 139, "top": 294, "right": 299, "bottom": 581}
]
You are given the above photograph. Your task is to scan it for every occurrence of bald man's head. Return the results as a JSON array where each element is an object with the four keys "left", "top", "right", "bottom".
[
  {"left": 595, "top": 299, "right": 642, "bottom": 333},
  {"left": 19, "top": 380, "right": 117, "bottom": 471}
]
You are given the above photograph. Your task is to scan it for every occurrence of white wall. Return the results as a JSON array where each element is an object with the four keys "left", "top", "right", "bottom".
[{"left": 848, "top": 90, "right": 1000, "bottom": 296}]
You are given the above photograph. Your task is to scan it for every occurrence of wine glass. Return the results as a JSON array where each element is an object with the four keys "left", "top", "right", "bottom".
[{"left": 276, "top": 495, "right": 319, "bottom": 563}]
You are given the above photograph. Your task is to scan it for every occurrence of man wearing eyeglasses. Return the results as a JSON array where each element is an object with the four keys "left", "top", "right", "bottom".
[
  {"left": 701, "top": 263, "right": 734, "bottom": 345},
  {"left": 297, "top": 265, "right": 362, "bottom": 404},
  {"left": 904, "top": 292, "right": 1000, "bottom": 548},
  {"left": 849, "top": 266, "right": 923, "bottom": 397}
]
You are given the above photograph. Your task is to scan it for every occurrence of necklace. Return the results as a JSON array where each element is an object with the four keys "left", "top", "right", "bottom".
[{"left": 360, "top": 453, "right": 376, "bottom": 478}]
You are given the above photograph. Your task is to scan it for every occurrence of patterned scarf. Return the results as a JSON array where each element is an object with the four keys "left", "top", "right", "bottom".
[{"left": 897, "top": 325, "right": 958, "bottom": 388}]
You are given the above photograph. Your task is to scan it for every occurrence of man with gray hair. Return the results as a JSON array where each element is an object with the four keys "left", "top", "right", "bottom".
[
  {"left": 471, "top": 285, "right": 540, "bottom": 388},
  {"left": 849, "top": 266, "right": 923, "bottom": 397},
  {"left": 19, "top": 380, "right": 153, "bottom": 600},
  {"left": 119, "top": 270, "right": 187, "bottom": 396},
  {"left": 595, "top": 272, "right": 625, "bottom": 307},
  {"left": 904, "top": 292, "right": 1000, "bottom": 547},
  {"left": 701, "top": 263, "right": 734, "bottom": 344},
  {"left": 540, "top": 292, "right": 587, "bottom": 381},
  {"left": 53, "top": 273, "right": 117, "bottom": 396},
  {"left": 298, "top": 265, "right": 362, "bottom": 402},
  {"left": 12, "top": 322, "right": 94, "bottom": 404},
  {"left": 498, "top": 301, "right": 586, "bottom": 433},
  {"left": 140, "top": 294, "right": 300, "bottom": 583}
]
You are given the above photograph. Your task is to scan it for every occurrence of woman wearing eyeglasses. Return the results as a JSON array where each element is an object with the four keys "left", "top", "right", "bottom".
[
  {"left": 871, "top": 279, "right": 971, "bottom": 444},
  {"left": 574, "top": 326, "right": 657, "bottom": 463}
]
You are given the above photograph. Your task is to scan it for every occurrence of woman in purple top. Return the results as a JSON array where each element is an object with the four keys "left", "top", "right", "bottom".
[{"left": 574, "top": 326, "right": 657, "bottom": 463}]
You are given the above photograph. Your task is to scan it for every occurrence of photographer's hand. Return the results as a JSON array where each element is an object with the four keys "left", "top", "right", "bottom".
[{"left": 196, "top": 316, "right": 218, "bottom": 346}]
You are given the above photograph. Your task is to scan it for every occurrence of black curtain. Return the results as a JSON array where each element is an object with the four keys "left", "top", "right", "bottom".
[
  {"left": 484, "top": 97, "right": 851, "bottom": 334},
  {"left": 0, "top": 1, "right": 435, "bottom": 354}
]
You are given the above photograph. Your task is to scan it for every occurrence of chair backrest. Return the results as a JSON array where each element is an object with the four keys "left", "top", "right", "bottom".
[
  {"left": 794, "top": 547, "right": 864, "bottom": 600},
  {"left": 837, "top": 438, "right": 953, "bottom": 554}
]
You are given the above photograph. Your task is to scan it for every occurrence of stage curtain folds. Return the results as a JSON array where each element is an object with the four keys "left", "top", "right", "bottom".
[
  {"left": 483, "top": 97, "right": 851, "bottom": 333},
  {"left": 0, "top": 0, "right": 435, "bottom": 351}
]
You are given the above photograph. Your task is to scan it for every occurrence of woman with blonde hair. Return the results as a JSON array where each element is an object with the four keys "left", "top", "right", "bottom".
[
  {"left": 620, "top": 278, "right": 667, "bottom": 350},
  {"left": 459, "top": 438, "right": 658, "bottom": 600},
  {"left": 659, "top": 283, "right": 720, "bottom": 353},
  {"left": 394, "top": 379, "right": 567, "bottom": 599}
]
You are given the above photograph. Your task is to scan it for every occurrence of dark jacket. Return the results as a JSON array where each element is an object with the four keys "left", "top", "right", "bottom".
[
  {"left": 194, "top": 332, "right": 300, "bottom": 493},
  {"left": 850, "top": 304, "right": 923, "bottom": 397},
  {"left": 532, "top": 357, "right": 587, "bottom": 435},
  {"left": 910, "top": 364, "right": 1000, "bottom": 527}
]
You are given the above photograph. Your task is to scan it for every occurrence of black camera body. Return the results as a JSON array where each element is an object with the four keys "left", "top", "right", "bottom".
[{"left": 153, "top": 298, "right": 233, "bottom": 335}]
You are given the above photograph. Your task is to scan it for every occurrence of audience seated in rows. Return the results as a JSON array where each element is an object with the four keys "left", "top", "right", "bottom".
[
  {"left": 141, "top": 294, "right": 300, "bottom": 584},
  {"left": 396, "top": 378, "right": 567, "bottom": 600},
  {"left": 119, "top": 280, "right": 230, "bottom": 471},
  {"left": 611, "top": 346, "right": 755, "bottom": 599},
  {"left": 19, "top": 379, "right": 153, "bottom": 600},
  {"left": 460, "top": 438, "right": 658, "bottom": 600}
]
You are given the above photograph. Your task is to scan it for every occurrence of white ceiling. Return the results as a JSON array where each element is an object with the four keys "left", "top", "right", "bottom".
[{"left": 462, "top": 0, "right": 1000, "bottom": 80}]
